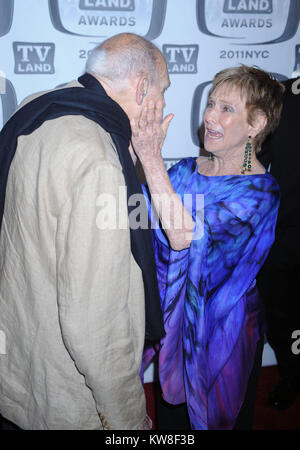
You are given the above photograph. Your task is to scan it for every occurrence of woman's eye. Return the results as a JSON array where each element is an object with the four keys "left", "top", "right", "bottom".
[{"left": 223, "top": 106, "right": 233, "bottom": 112}]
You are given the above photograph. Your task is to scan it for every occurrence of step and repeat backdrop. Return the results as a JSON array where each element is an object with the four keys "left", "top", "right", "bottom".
[
  {"left": 0, "top": 0, "right": 300, "bottom": 375},
  {"left": 1, "top": 0, "right": 300, "bottom": 161}
]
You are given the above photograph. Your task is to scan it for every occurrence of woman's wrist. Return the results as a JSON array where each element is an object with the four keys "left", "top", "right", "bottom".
[{"left": 139, "top": 154, "right": 165, "bottom": 173}]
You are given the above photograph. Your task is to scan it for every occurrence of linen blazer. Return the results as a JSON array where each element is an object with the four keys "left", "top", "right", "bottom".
[{"left": 0, "top": 81, "right": 147, "bottom": 430}]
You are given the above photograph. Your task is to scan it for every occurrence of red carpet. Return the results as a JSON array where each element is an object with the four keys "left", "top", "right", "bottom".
[
  {"left": 253, "top": 366, "right": 300, "bottom": 430},
  {"left": 144, "top": 365, "right": 300, "bottom": 430}
]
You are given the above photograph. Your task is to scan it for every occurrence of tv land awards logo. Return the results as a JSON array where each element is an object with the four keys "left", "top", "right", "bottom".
[
  {"left": 0, "top": 0, "right": 13, "bottom": 37},
  {"left": 13, "top": 42, "right": 55, "bottom": 75},
  {"left": 196, "top": 0, "right": 300, "bottom": 44},
  {"left": 0, "top": 74, "right": 18, "bottom": 129},
  {"left": 223, "top": 0, "right": 273, "bottom": 13},
  {"left": 190, "top": 72, "right": 288, "bottom": 147},
  {"left": 79, "top": 0, "right": 135, "bottom": 11},
  {"left": 162, "top": 45, "right": 199, "bottom": 75},
  {"left": 48, "top": 0, "right": 167, "bottom": 39}
]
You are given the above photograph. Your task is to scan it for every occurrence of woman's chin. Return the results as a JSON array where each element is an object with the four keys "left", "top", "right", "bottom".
[{"left": 204, "top": 141, "right": 221, "bottom": 153}]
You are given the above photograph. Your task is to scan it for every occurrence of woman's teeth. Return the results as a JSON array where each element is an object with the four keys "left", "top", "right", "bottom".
[{"left": 207, "top": 129, "right": 223, "bottom": 138}]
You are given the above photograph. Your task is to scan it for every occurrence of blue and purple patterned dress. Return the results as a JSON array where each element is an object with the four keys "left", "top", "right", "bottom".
[{"left": 142, "top": 157, "right": 280, "bottom": 430}]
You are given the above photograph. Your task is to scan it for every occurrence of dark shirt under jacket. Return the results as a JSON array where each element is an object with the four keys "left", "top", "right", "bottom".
[
  {"left": 257, "top": 78, "right": 300, "bottom": 378},
  {"left": 259, "top": 78, "right": 300, "bottom": 263}
]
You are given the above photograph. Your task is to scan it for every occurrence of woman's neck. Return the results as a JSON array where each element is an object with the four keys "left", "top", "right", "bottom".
[{"left": 197, "top": 153, "right": 265, "bottom": 176}]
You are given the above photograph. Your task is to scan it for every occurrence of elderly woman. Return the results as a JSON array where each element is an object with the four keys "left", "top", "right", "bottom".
[{"left": 131, "top": 65, "right": 284, "bottom": 430}]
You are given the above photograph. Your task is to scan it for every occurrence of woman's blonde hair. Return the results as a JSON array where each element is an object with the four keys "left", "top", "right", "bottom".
[{"left": 210, "top": 65, "right": 285, "bottom": 152}]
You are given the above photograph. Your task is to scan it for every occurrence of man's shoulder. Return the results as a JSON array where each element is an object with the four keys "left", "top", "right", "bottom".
[
  {"left": 15, "top": 80, "right": 122, "bottom": 172},
  {"left": 34, "top": 114, "right": 117, "bottom": 164},
  {"left": 17, "top": 79, "right": 113, "bottom": 148},
  {"left": 18, "top": 80, "right": 80, "bottom": 109}
]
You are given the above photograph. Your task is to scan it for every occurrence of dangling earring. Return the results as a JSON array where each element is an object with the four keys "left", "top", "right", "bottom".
[
  {"left": 241, "top": 136, "right": 252, "bottom": 174},
  {"left": 208, "top": 152, "right": 215, "bottom": 163}
]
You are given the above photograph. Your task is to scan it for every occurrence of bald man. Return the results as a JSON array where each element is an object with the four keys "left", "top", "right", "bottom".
[{"left": 0, "top": 33, "right": 168, "bottom": 430}]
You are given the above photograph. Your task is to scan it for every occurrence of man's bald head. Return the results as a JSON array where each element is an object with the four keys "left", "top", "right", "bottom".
[
  {"left": 85, "top": 33, "right": 170, "bottom": 124},
  {"left": 86, "top": 33, "right": 164, "bottom": 89}
]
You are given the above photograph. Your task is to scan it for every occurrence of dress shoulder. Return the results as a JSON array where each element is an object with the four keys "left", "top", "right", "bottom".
[
  {"left": 168, "top": 157, "right": 196, "bottom": 176},
  {"left": 167, "top": 157, "right": 197, "bottom": 190}
]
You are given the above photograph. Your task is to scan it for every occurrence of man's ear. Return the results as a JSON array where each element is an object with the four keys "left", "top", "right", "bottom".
[
  {"left": 249, "top": 112, "right": 267, "bottom": 138},
  {"left": 136, "top": 77, "right": 149, "bottom": 105}
]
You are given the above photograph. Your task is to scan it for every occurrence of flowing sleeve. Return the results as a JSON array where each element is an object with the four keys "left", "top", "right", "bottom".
[
  {"left": 141, "top": 158, "right": 196, "bottom": 312},
  {"left": 141, "top": 182, "right": 171, "bottom": 372},
  {"left": 141, "top": 159, "right": 195, "bottom": 391},
  {"left": 142, "top": 183, "right": 170, "bottom": 308},
  {"left": 183, "top": 174, "right": 280, "bottom": 429},
  {"left": 196, "top": 174, "right": 280, "bottom": 398},
  {"left": 203, "top": 175, "right": 280, "bottom": 319}
]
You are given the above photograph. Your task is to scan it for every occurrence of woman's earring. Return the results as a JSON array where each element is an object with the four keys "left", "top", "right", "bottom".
[
  {"left": 241, "top": 136, "right": 252, "bottom": 174},
  {"left": 208, "top": 152, "right": 215, "bottom": 163}
]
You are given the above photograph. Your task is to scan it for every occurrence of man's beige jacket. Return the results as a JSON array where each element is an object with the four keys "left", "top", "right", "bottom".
[{"left": 0, "top": 81, "right": 147, "bottom": 430}]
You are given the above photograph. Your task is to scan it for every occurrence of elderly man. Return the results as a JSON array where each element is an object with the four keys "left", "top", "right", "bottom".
[{"left": 0, "top": 33, "right": 168, "bottom": 430}]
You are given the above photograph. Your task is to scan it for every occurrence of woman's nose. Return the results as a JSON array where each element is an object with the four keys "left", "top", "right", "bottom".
[{"left": 204, "top": 107, "right": 217, "bottom": 124}]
